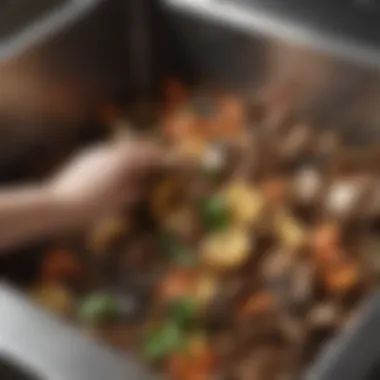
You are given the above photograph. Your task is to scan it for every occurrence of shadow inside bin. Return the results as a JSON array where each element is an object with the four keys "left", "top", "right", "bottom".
[
  {"left": 0, "top": 355, "right": 43, "bottom": 380},
  {"left": 365, "top": 361, "right": 380, "bottom": 380}
]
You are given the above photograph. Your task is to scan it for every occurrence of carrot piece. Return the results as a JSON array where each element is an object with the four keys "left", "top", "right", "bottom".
[
  {"left": 161, "top": 109, "right": 200, "bottom": 142},
  {"left": 158, "top": 269, "right": 198, "bottom": 302},
  {"left": 40, "top": 248, "right": 81, "bottom": 283},
  {"left": 167, "top": 337, "right": 216, "bottom": 380},
  {"left": 311, "top": 223, "right": 342, "bottom": 265},
  {"left": 323, "top": 262, "right": 359, "bottom": 295},
  {"left": 238, "top": 291, "right": 275, "bottom": 319},
  {"left": 262, "top": 178, "right": 287, "bottom": 205},
  {"left": 212, "top": 95, "right": 245, "bottom": 139}
]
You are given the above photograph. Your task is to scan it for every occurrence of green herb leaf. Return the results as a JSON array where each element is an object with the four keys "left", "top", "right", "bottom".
[
  {"left": 143, "top": 322, "right": 184, "bottom": 361},
  {"left": 200, "top": 196, "right": 230, "bottom": 232},
  {"left": 78, "top": 293, "right": 118, "bottom": 325},
  {"left": 168, "top": 297, "right": 199, "bottom": 328}
]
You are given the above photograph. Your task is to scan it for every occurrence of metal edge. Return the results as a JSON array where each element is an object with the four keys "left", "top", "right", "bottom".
[
  {"left": 161, "top": 0, "right": 380, "bottom": 68},
  {"left": 2, "top": 284, "right": 380, "bottom": 379},
  {"left": 304, "top": 291, "right": 380, "bottom": 380},
  {"left": 0, "top": 0, "right": 105, "bottom": 60},
  {"left": 0, "top": 282, "right": 156, "bottom": 380}
]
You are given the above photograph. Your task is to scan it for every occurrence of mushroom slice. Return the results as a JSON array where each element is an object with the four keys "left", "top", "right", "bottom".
[
  {"left": 261, "top": 249, "right": 294, "bottom": 300},
  {"left": 325, "top": 176, "right": 370, "bottom": 219},
  {"left": 293, "top": 167, "right": 322, "bottom": 204},
  {"left": 201, "top": 144, "right": 227, "bottom": 174},
  {"left": 307, "top": 302, "right": 339, "bottom": 329},
  {"left": 290, "top": 260, "right": 315, "bottom": 309}
]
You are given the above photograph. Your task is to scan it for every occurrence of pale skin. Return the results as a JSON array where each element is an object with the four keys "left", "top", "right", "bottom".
[{"left": 0, "top": 141, "right": 162, "bottom": 251}]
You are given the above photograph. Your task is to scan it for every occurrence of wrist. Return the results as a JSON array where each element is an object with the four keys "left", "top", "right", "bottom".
[{"left": 44, "top": 183, "right": 93, "bottom": 230}]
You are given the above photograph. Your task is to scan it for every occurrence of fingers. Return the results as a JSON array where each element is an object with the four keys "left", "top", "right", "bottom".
[{"left": 113, "top": 140, "right": 165, "bottom": 173}]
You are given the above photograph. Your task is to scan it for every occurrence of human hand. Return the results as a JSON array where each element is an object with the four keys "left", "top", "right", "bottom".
[{"left": 48, "top": 140, "right": 162, "bottom": 224}]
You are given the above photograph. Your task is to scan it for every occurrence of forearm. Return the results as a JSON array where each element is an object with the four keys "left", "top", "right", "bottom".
[{"left": 0, "top": 185, "right": 84, "bottom": 251}]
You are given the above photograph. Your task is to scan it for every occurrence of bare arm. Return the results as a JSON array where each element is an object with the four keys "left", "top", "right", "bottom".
[
  {"left": 0, "top": 185, "right": 81, "bottom": 250},
  {"left": 0, "top": 141, "right": 161, "bottom": 251}
]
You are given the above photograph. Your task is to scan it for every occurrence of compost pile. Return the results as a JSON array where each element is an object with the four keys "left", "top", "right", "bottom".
[{"left": 29, "top": 82, "right": 380, "bottom": 380}]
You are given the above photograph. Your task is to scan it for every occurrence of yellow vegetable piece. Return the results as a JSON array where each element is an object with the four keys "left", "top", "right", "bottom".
[
  {"left": 194, "top": 275, "right": 218, "bottom": 307},
  {"left": 201, "top": 228, "right": 251, "bottom": 270},
  {"left": 223, "top": 181, "right": 264, "bottom": 226},
  {"left": 276, "top": 211, "right": 306, "bottom": 250},
  {"left": 30, "top": 284, "right": 74, "bottom": 317},
  {"left": 87, "top": 217, "right": 127, "bottom": 252}
]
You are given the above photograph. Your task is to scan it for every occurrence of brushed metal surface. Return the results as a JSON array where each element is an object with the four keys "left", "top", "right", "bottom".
[
  {"left": 162, "top": 0, "right": 380, "bottom": 145},
  {"left": 0, "top": 284, "right": 155, "bottom": 380},
  {"left": 0, "top": 0, "right": 130, "bottom": 167},
  {"left": 305, "top": 291, "right": 380, "bottom": 380}
]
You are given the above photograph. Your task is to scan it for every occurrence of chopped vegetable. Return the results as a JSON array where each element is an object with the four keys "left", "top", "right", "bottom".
[
  {"left": 162, "top": 108, "right": 199, "bottom": 141},
  {"left": 323, "top": 262, "right": 359, "bottom": 295},
  {"left": 200, "top": 145, "right": 226, "bottom": 175},
  {"left": 177, "top": 138, "right": 207, "bottom": 161},
  {"left": 307, "top": 303, "right": 339, "bottom": 328},
  {"left": 143, "top": 322, "right": 184, "bottom": 362},
  {"left": 40, "top": 248, "right": 81, "bottom": 283},
  {"left": 293, "top": 168, "right": 322, "bottom": 203},
  {"left": 325, "top": 179, "right": 364, "bottom": 218},
  {"left": 78, "top": 293, "right": 118, "bottom": 326},
  {"left": 276, "top": 211, "right": 306, "bottom": 250},
  {"left": 167, "top": 335, "right": 216, "bottom": 380},
  {"left": 223, "top": 181, "right": 264, "bottom": 226},
  {"left": 262, "top": 178, "right": 287, "bottom": 205},
  {"left": 30, "top": 284, "right": 74, "bottom": 317},
  {"left": 87, "top": 218, "right": 127, "bottom": 252},
  {"left": 159, "top": 269, "right": 197, "bottom": 302},
  {"left": 201, "top": 228, "right": 251, "bottom": 270},
  {"left": 200, "top": 196, "right": 230, "bottom": 232},
  {"left": 194, "top": 275, "right": 218, "bottom": 308},
  {"left": 214, "top": 95, "right": 245, "bottom": 139},
  {"left": 311, "top": 223, "right": 341, "bottom": 265},
  {"left": 167, "top": 297, "right": 199, "bottom": 328}
]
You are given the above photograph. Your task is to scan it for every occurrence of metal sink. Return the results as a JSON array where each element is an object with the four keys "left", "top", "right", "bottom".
[
  {"left": 0, "top": 284, "right": 155, "bottom": 380},
  {"left": 0, "top": 354, "right": 43, "bottom": 380}
]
